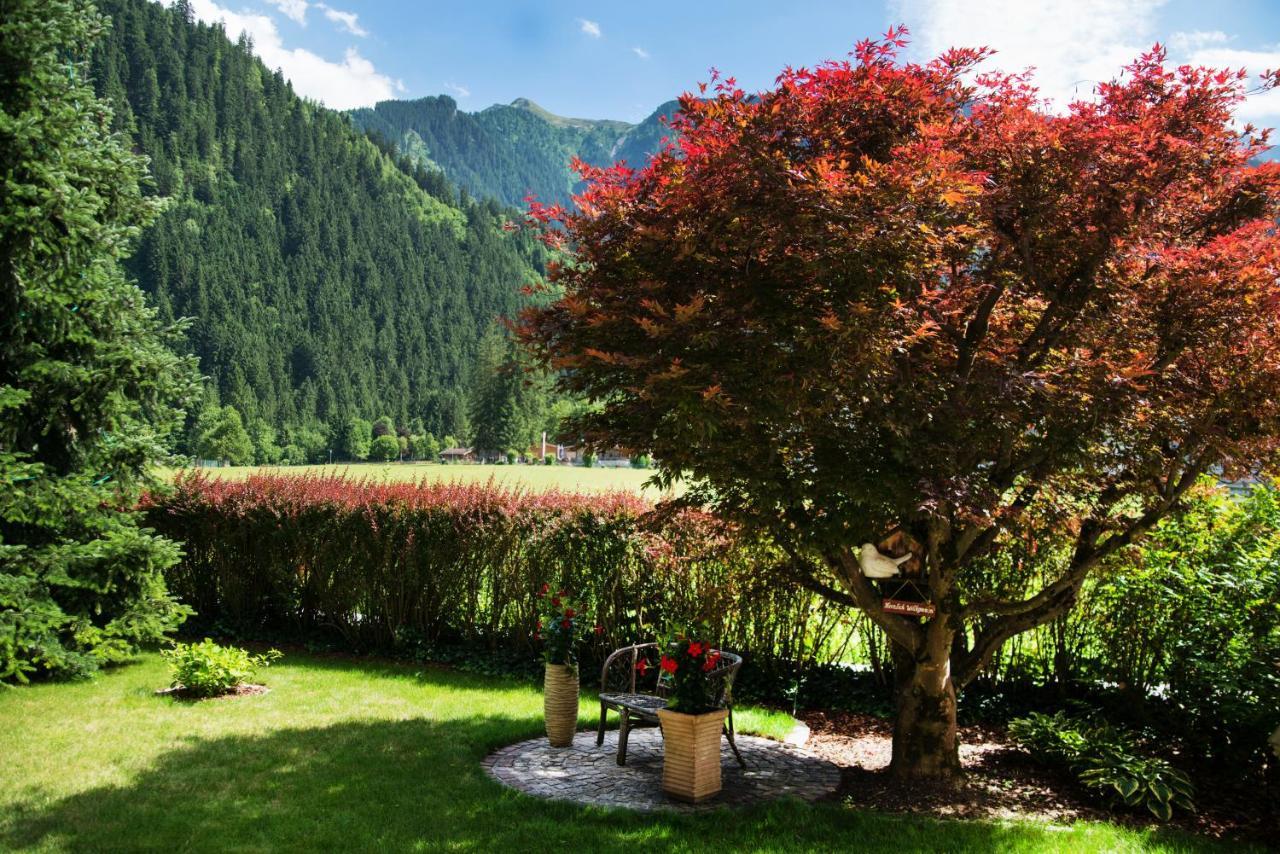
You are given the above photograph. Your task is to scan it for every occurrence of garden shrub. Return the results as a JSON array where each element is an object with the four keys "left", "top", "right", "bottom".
[
  {"left": 973, "top": 481, "right": 1280, "bottom": 780},
  {"left": 144, "top": 473, "right": 843, "bottom": 682},
  {"left": 1073, "top": 484, "right": 1280, "bottom": 771},
  {"left": 163, "top": 638, "right": 281, "bottom": 696},
  {"left": 1009, "top": 711, "right": 1195, "bottom": 820}
]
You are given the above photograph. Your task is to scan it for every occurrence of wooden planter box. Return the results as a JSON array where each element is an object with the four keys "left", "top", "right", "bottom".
[
  {"left": 543, "top": 663, "right": 579, "bottom": 747},
  {"left": 657, "top": 707, "right": 729, "bottom": 803}
]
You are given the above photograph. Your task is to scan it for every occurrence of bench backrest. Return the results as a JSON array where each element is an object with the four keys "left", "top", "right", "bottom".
[{"left": 600, "top": 642, "right": 742, "bottom": 708}]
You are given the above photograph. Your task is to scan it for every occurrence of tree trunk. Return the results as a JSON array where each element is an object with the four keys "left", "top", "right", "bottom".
[
  {"left": 889, "top": 635, "right": 961, "bottom": 781},
  {"left": 828, "top": 543, "right": 961, "bottom": 781}
]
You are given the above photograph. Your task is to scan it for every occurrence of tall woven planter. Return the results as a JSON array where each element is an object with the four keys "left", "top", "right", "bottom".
[
  {"left": 657, "top": 707, "right": 729, "bottom": 803},
  {"left": 543, "top": 663, "right": 579, "bottom": 747}
]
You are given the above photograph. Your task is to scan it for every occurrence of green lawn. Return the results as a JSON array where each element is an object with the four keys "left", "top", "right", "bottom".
[
  {"left": 168, "top": 462, "right": 672, "bottom": 495},
  {"left": 0, "top": 652, "right": 1236, "bottom": 853}
]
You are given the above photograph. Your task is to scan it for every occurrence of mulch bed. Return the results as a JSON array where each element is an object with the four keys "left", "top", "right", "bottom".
[
  {"left": 154, "top": 683, "right": 271, "bottom": 701},
  {"left": 799, "top": 710, "right": 1278, "bottom": 844}
]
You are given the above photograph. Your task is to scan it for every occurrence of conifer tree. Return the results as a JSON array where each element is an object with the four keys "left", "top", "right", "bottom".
[
  {"left": 469, "top": 327, "right": 526, "bottom": 457},
  {"left": 0, "top": 0, "right": 198, "bottom": 681},
  {"left": 87, "top": 0, "right": 550, "bottom": 445}
]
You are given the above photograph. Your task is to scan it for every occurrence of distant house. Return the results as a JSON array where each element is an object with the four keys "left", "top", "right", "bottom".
[
  {"left": 1212, "top": 463, "right": 1268, "bottom": 499},
  {"left": 524, "top": 440, "right": 581, "bottom": 464},
  {"left": 596, "top": 447, "right": 633, "bottom": 468},
  {"left": 439, "top": 447, "right": 475, "bottom": 463},
  {"left": 527, "top": 432, "right": 642, "bottom": 467}
]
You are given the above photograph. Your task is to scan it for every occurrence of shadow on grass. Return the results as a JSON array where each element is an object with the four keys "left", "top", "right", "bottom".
[{"left": 3, "top": 653, "right": 1233, "bottom": 853}]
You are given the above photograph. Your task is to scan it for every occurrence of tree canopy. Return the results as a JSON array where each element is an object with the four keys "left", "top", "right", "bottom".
[
  {"left": 519, "top": 29, "right": 1280, "bottom": 778},
  {"left": 194, "top": 405, "right": 254, "bottom": 466}
]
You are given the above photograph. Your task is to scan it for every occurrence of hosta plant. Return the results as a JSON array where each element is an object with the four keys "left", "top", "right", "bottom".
[
  {"left": 163, "top": 639, "right": 281, "bottom": 697},
  {"left": 1077, "top": 745, "right": 1195, "bottom": 821},
  {"left": 1009, "top": 711, "right": 1194, "bottom": 820}
]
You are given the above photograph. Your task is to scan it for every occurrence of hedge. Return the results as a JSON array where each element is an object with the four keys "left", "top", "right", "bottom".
[{"left": 144, "top": 473, "right": 852, "bottom": 682}]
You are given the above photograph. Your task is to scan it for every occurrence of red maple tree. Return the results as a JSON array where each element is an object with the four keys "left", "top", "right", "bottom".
[{"left": 518, "top": 29, "right": 1280, "bottom": 780}]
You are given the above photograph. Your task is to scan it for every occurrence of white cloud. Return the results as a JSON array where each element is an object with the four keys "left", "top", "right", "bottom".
[
  {"left": 578, "top": 18, "right": 601, "bottom": 38},
  {"left": 316, "top": 3, "right": 368, "bottom": 37},
  {"left": 893, "top": 0, "right": 1164, "bottom": 109},
  {"left": 1168, "top": 30, "right": 1229, "bottom": 52},
  {"left": 173, "top": 0, "right": 395, "bottom": 109},
  {"left": 1181, "top": 44, "right": 1280, "bottom": 123},
  {"left": 444, "top": 81, "right": 471, "bottom": 98},
  {"left": 893, "top": 0, "right": 1280, "bottom": 127},
  {"left": 267, "top": 0, "right": 308, "bottom": 25},
  {"left": 632, "top": 46, "right": 649, "bottom": 60}
]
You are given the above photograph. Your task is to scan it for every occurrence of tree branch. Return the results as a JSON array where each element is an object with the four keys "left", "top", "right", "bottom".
[
  {"left": 772, "top": 552, "right": 858, "bottom": 608},
  {"left": 956, "top": 281, "right": 1005, "bottom": 376},
  {"left": 826, "top": 546, "right": 924, "bottom": 654},
  {"left": 954, "top": 455, "right": 1213, "bottom": 686}
]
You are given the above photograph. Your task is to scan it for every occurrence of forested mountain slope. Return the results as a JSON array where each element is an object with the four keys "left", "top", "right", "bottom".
[
  {"left": 349, "top": 97, "right": 680, "bottom": 207},
  {"left": 89, "top": 0, "right": 545, "bottom": 451}
]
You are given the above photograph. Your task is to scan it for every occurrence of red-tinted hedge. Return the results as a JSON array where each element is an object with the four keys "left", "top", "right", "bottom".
[{"left": 144, "top": 473, "right": 836, "bottom": 670}]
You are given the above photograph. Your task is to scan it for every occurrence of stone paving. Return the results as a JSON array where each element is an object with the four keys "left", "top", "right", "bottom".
[{"left": 483, "top": 727, "right": 841, "bottom": 812}]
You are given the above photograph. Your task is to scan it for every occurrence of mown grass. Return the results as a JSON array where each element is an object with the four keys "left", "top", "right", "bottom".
[
  {"left": 165, "top": 462, "right": 671, "bottom": 495},
  {"left": 0, "top": 652, "right": 1238, "bottom": 853}
]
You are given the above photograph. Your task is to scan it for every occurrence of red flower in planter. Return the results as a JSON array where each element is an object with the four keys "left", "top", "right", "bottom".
[
  {"left": 636, "top": 659, "right": 649, "bottom": 675},
  {"left": 702, "top": 651, "right": 721, "bottom": 672},
  {"left": 687, "top": 642, "right": 704, "bottom": 657},
  {"left": 551, "top": 597, "right": 561, "bottom": 607},
  {"left": 565, "top": 608, "right": 576, "bottom": 618},
  {"left": 539, "top": 583, "right": 550, "bottom": 596},
  {"left": 660, "top": 655, "right": 678, "bottom": 674},
  {"left": 561, "top": 618, "right": 572, "bottom": 629}
]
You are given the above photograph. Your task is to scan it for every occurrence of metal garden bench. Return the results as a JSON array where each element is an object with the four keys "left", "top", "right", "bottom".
[{"left": 596, "top": 642, "right": 746, "bottom": 767}]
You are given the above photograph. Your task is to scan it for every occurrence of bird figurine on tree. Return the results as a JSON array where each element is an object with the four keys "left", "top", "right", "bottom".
[{"left": 858, "top": 543, "right": 913, "bottom": 579}]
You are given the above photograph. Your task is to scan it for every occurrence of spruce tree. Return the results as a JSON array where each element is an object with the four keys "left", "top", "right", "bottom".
[
  {"left": 0, "top": 0, "right": 198, "bottom": 681},
  {"left": 468, "top": 327, "right": 525, "bottom": 458}
]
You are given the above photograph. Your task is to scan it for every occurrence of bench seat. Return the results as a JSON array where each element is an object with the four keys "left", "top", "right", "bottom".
[{"left": 595, "top": 643, "right": 745, "bottom": 767}]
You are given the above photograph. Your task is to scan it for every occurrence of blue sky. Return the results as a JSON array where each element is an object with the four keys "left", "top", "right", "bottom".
[{"left": 175, "top": 0, "right": 1280, "bottom": 125}]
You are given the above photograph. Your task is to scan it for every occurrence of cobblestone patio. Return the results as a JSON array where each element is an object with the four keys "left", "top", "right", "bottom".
[{"left": 483, "top": 728, "right": 841, "bottom": 812}]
